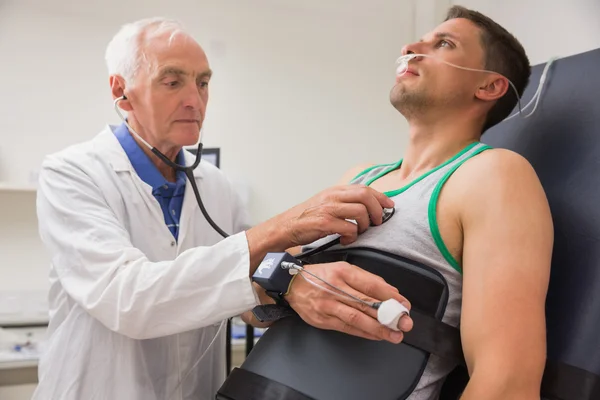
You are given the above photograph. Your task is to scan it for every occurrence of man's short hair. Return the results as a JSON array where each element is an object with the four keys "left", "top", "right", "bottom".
[
  {"left": 105, "top": 18, "right": 189, "bottom": 85},
  {"left": 445, "top": 6, "right": 531, "bottom": 133}
]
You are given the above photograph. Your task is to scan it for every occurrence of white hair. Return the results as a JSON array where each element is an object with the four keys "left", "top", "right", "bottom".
[{"left": 105, "top": 17, "right": 190, "bottom": 85}]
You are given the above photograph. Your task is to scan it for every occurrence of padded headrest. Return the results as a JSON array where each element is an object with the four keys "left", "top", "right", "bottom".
[{"left": 482, "top": 47, "right": 600, "bottom": 377}]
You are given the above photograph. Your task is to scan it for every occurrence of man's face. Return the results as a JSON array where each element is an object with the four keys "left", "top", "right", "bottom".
[
  {"left": 390, "top": 18, "right": 487, "bottom": 117},
  {"left": 126, "top": 32, "right": 211, "bottom": 148}
]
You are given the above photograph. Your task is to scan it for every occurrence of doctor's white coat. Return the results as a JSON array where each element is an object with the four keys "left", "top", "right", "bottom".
[{"left": 33, "top": 125, "right": 259, "bottom": 400}]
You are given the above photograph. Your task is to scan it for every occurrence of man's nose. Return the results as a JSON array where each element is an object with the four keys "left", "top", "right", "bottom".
[
  {"left": 401, "top": 42, "right": 424, "bottom": 58},
  {"left": 182, "top": 84, "right": 203, "bottom": 110},
  {"left": 402, "top": 43, "right": 423, "bottom": 61}
]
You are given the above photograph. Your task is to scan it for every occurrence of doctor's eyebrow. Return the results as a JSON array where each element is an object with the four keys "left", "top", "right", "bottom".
[
  {"left": 157, "top": 67, "right": 187, "bottom": 79},
  {"left": 157, "top": 67, "right": 212, "bottom": 80},
  {"left": 198, "top": 69, "right": 212, "bottom": 79}
]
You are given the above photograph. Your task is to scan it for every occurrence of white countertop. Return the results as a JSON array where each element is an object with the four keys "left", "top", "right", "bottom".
[
  {"left": 0, "top": 359, "right": 38, "bottom": 370},
  {"left": 0, "top": 351, "right": 39, "bottom": 369}
]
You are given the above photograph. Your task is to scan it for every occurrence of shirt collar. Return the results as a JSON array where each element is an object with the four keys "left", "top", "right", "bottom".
[{"left": 113, "top": 122, "right": 187, "bottom": 190}]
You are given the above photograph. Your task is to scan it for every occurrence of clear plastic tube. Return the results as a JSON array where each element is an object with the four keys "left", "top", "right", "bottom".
[
  {"left": 504, "top": 56, "right": 558, "bottom": 120},
  {"left": 286, "top": 263, "right": 378, "bottom": 309},
  {"left": 167, "top": 318, "right": 227, "bottom": 400}
]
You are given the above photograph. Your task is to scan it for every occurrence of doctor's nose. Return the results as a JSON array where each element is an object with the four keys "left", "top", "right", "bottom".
[{"left": 182, "top": 85, "right": 204, "bottom": 111}]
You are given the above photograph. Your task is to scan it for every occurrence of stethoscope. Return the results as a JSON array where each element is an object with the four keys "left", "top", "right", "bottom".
[{"left": 114, "top": 95, "right": 229, "bottom": 238}]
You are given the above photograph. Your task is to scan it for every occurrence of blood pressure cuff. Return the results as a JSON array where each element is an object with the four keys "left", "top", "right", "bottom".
[{"left": 217, "top": 247, "right": 464, "bottom": 400}]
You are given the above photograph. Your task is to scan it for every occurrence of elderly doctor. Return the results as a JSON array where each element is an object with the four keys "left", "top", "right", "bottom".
[{"left": 33, "top": 17, "right": 411, "bottom": 400}]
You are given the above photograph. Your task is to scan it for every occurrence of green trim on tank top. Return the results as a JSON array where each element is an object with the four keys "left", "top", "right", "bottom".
[
  {"left": 361, "top": 141, "right": 481, "bottom": 198},
  {"left": 350, "top": 161, "right": 399, "bottom": 183},
  {"left": 428, "top": 144, "right": 492, "bottom": 274}
]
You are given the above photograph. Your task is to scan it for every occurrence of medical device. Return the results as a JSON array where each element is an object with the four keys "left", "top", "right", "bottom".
[{"left": 395, "top": 53, "right": 558, "bottom": 120}]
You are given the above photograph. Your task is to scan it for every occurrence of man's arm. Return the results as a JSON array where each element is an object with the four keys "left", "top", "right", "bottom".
[{"left": 456, "top": 149, "right": 553, "bottom": 399}]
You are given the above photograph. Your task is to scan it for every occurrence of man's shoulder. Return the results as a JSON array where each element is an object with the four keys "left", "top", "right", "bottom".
[
  {"left": 460, "top": 147, "right": 536, "bottom": 183},
  {"left": 337, "top": 163, "right": 378, "bottom": 185},
  {"left": 450, "top": 147, "right": 547, "bottom": 215}
]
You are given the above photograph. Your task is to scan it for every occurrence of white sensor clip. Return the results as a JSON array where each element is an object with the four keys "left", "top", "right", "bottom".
[{"left": 377, "top": 299, "right": 410, "bottom": 331}]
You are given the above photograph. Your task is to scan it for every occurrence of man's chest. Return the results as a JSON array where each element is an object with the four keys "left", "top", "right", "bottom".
[{"left": 368, "top": 174, "right": 464, "bottom": 268}]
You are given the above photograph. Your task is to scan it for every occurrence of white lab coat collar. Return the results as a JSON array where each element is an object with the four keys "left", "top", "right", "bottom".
[{"left": 93, "top": 124, "right": 205, "bottom": 179}]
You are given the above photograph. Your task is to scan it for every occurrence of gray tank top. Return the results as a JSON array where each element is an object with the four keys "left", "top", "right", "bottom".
[{"left": 305, "top": 141, "right": 491, "bottom": 399}]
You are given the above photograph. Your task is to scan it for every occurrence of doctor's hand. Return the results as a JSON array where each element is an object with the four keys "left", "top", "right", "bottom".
[
  {"left": 246, "top": 184, "right": 393, "bottom": 275},
  {"left": 280, "top": 184, "right": 395, "bottom": 247},
  {"left": 285, "top": 261, "right": 413, "bottom": 343}
]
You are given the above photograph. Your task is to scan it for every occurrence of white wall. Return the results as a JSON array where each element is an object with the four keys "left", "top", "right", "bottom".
[
  {"left": 0, "top": 0, "right": 414, "bottom": 307},
  {"left": 448, "top": 0, "right": 600, "bottom": 64},
  {"left": 0, "top": 0, "right": 413, "bottom": 218},
  {"left": 0, "top": 192, "right": 49, "bottom": 292}
]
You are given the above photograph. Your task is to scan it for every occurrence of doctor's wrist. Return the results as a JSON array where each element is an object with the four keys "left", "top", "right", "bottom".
[
  {"left": 246, "top": 219, "right": 292, "bottom": 275},
  {"left": 252, "top": 282, "right": 276, "bottom": 306}
]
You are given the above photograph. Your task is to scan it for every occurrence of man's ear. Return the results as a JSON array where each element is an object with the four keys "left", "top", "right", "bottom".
[
  {"left": 109, "top": 75, "right": 133, "bottom": 112},
  {"left": 475, "top": 76, "right": 509, "bottom": 102}
]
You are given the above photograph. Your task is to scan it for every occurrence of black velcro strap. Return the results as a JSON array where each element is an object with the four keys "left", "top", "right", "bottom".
[
  {"left": 251, "top": 304, "right": 296, "bottom": 323},
  {"left": 403, "top": 310, "right": 466, "bottom": 368},
  {"left": 217, "top": 367, "right": 315, "bottom": 400},
  {"left": 541, "top": 360, "right": 600, "bottom": 400}
]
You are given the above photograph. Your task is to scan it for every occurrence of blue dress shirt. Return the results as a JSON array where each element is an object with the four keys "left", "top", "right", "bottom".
[{"left": 113, "top": 123, "right": 186, "bottom": 241}]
